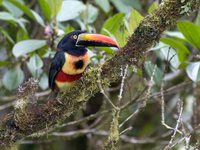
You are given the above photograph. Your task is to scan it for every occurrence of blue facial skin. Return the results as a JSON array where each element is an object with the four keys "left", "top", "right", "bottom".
[{"left": 57, "top": 30, "right": 87, "bottom": 56}]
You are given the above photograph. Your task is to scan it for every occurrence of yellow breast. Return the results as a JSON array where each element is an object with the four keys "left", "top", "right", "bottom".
[
  {"left": 62, "top": 52, "right": 90, "bottom": 75},
  {"left": 55, "top": 80, "right": 75, "bottom": 90}
]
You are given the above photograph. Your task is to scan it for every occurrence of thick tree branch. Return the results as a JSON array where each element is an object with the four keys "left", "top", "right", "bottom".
[{"left": 0, "top": 0, "right": 199, "bottom": 147}]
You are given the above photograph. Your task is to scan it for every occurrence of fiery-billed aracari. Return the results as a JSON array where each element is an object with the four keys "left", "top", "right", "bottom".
[{"left": 49, "top": 30, "right": 119, "bottom": 90}]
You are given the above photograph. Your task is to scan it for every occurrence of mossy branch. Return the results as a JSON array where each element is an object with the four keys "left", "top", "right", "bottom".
[{"left": 0, "top": 0, "right": 199, "bottom": 148}]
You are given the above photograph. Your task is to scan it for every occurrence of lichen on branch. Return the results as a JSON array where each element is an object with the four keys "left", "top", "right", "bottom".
[{"left": 0, "top": 0, "right": 199, "bottom": 148}]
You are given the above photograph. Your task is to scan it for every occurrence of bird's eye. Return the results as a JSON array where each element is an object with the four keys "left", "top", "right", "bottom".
[{"left": 72, "top": 35, "right": 77, "bottom": 39}]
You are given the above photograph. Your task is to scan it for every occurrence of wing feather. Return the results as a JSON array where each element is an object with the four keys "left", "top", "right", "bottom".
[{"left": 48, "top": 51, "right": 65, "bottom": 90}]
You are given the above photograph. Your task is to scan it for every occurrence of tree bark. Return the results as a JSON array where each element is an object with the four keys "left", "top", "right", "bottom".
[{"left": 0, "top": 0, "right": 199, "bottom": 148}]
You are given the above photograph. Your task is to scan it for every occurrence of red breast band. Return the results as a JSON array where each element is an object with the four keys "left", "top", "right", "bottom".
[{"left": 56, "top": 70, "right": 83, "bottom": 82}]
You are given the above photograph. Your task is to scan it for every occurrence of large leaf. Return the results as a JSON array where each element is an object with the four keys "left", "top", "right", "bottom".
[
  {"left": 27, "top": 54, "right": 44, "bottom": 78},
  {"left": 57, "top": 0, "right": 85, "bottom": 22},
  {"left": 31, "top": 10, "right": 45, "bottom": 26},
  {"left": 38, "top": 0, "right": 51, "bottom": 21},
  {"left": 48, "top": 0, "right": 62, "bottom": 18},
  {"left": 9, "top": 0, "right": 45, "bottom": 26},
  {"left": 100, "top": 13, "right": 126, "bottom": 51},
  {"left": 0, "top": 27, "right": 14, "bottom": 44},
  {"left": 177, "top": 21, "right": 200, "bottom": 48},
  {"left": 150, "top": 42, "right": 180, "bottom": 69},
  {"left": 0, "top": 61, "right": 10, "bottom": 67},
  {"left": 110, "top": 0, "right": 141, "bottom": 13},
  {"left": 16, "top": 28, "right": 29, "bottom": 42},
  {"left": 101, "top": 13, "right": 125, "bottom": 35},
  {"left": 0, "top": 11, "right": 16, "bottom": 21},
  {"left": 3, "top": 66, "right": 24, "bottom": 90},
  {"left": 39, "top": 73, "right": 49, "bottom": 90},
  {"left": 95, "top": 0, "right": 110, "bottom": 13},
  {"left": 2, "top": 1, "right": 23, "bottom": 17},
  {"left": 148, "top": 2, "right": 159, "bottom": 13},
  {"left": 115, "top": 28, "right": 129, "bottom": 47},
  {"left": 12, "top": 40, "right": 46, "bottom": 57},
  {"left": 86, "top": 4, "right": 99, "bottom": 24},
  {"left": 9, "top": 0, "right": 34, "bottom": 19},
  {"left": 0, "top": 12, "right": 27, "bottom": 30},
  {"left": 186, "top": 62, "right": 200, "bottom": 82},
  {"left": 160, "top": 46, "right": 180, "bottom": 69},
  {"left": 160, "top": 38, "right": 190, "bottom": 63},
  {"left": 128, "top": 9, "right": 143, "bottom": 34},
  {"left": 28, "top": 54, "right": 43, "bottom": 70}
]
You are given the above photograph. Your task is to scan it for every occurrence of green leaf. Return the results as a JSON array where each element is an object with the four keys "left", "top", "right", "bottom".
[
  {"left": 39, "top": 73, "right": 49, "bottom": 90},
  {"left": 95, "top": 0, "right": 110, "bottom": 13},
  {"left": 38, "top": 0, "right": 51, "bottom": 21},
  {"left": 101, "top": 13, "right": 128, "bottom": 50},
  {"left": 0, "top": 11, "right": 16, "bottom": 21},
  {"left": 85, "top": 4, "right": 99, "bottom": 24},
  {"left": 195, "top": 12, "right": 200, "bottom": 26},
  {"left": 144, "top": 61, "right": 163, "bottom": 86},
  {"left": 0, "top": 0, "right": 3, "bottom": 5},
  {"left": 9, "top": 0, "right": 34, "bottom": 19},
  {"left": 101, "top": 13, "right": 125, "bottom": 35},
  {"left": 3, "top": 1, "right": 23, "bottom": 18},
  {"left": 0, "top": 61, "right": 10, "bottom": 67},
  {"left": 12, "top": 40, "right": 46, "bottom": 58},
  {"left": 128, "top": 9, "right": 143, "bottom": 34},
  {"left": 151, "top": 42, "right": 180, "bottom": 69},
  {"left": 148, "top": 2, "right": 158, "bottom": 13},
  {"left": 115, "top": 27, "right": 129, "bottom": 47},
  {"left": 31, "top": 10, "right": 45, "bottom": 26},
  {"left": 27, "top": 54, "right": 44, "bottom": 78},
  {"left": 9, "top": 0, "right": 45, "bottom": 26},
  {"left": 16, "top": 18, "right": 27, "bottom": 32},
  {"left": 3, "top": 66, "right": 24, "bottom": 90},
  {"left": 0, "top": 12, "right": 25, "bottom": 30},
  {"left": 57, "top": 0, "right": 86, "bottom": 22},
  {"left": 27, "top": 65, "right": 43, "bottom": 78},
  {"left": 164, "top": 31, "right": 187, "bottom": 43},
  {"left": 16, "top": 28, "right": 29, "bottom": 42},
  {"left": 177, "top": 21, "right": 200, "bottom": 48},
  {"left": 64, "top": 26, "right": 75, "bottom": 33},
  {"left": 90, "top": 55, "right": 104, "bottom": 61},
  {"left": 28, "top": 54, "right": 43, "bottom": 70},
  {"left": 48, "top": 0, "right": 62, "bottom": 18},
  {"left": 160, "top": 38, "right": 190, "bottom": 63},
  {"left": 0, "top": 28, "right": 15, "bottom": 44},
  {"left": 110, "top": 0, "right": 141, "bottom": 13},
  {"left": 159, "top": 45, "right": 180, "bottom": 69},
  {"left": 186, "top": 62, "right": 200, "bottom": 82}
]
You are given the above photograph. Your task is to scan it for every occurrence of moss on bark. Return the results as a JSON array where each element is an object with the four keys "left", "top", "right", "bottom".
[{"left": 0, "top": 0, "right": 199, "bottom": 148}]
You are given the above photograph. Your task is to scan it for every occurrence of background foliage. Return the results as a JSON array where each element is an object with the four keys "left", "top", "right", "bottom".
[{"left": 0, "top": 0, "right": 200, "bottom": 149}]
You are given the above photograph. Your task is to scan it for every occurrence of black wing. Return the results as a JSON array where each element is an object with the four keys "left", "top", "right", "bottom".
[{"left": 48, "top": 51, "right": 65, "bottom": 90}]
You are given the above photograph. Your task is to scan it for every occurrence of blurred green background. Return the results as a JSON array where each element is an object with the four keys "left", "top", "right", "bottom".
[{"left": 0, "top": 0, "right": 200, "bottom": 149}]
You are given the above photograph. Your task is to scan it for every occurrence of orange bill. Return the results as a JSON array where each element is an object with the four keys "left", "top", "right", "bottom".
[{"left": 76, "top": 33, "right": 119, "bottom": 48}]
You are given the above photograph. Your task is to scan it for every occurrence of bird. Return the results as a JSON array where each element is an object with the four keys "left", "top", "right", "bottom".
[{"left": 48, "top": 30, "right": 119, "bottom": 90}]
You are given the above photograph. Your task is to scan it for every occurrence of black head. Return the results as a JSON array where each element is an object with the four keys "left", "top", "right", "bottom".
[
  {"left": 57, "top": 30, "right": 87, "bottom": 56},
  {"left": 57, "top": 30, "right": 119, "bottom": 56}
]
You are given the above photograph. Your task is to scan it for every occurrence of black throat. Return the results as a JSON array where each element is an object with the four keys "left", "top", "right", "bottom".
[{"left": 74, "top": 60, "right": 84, "bottom": 69}]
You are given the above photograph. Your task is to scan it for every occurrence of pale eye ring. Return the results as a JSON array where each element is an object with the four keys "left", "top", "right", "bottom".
[{"left": 73, "top": 35, "right": 78, "bottom": 39}]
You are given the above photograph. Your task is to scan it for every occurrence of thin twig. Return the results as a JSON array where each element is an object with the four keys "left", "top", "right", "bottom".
[
  {"left": 160, "top": 82, "right": 182, "bottom": 135},
  {"left": 51, "top": 128, "right": 169, "bottom": 144},
  {"left": 166, "top": 99, "right": 184, "bottom": 149},
  {"left": 118, "top": 65, "right": 128, "bottom": 104},
  {"left": 119, "top": 65, "right": 157, "bottom": 128},
  {"left": 97, "top": 68, "right": 118, "bottom": 110},
  {"left": 119, "top": 126, "right": 133, "bottom": 135}
]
